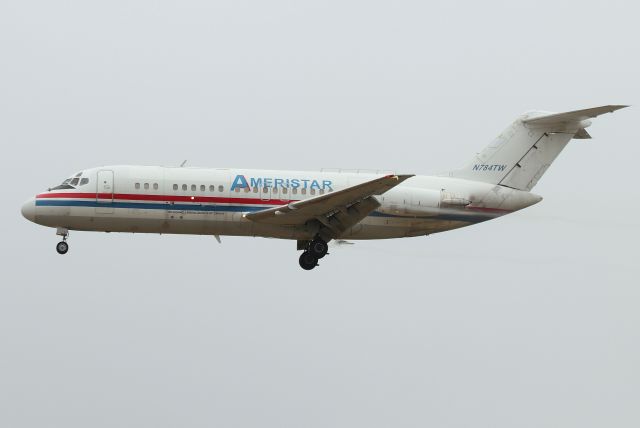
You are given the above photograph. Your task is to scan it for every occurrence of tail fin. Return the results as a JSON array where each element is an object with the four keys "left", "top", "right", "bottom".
[{"left": 450, "top": 105, "right": 627, "bottom": 191}]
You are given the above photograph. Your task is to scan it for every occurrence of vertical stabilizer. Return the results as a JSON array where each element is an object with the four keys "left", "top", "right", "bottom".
[{"left": 450, "top": 105, "right": 627, "bottom": 191}]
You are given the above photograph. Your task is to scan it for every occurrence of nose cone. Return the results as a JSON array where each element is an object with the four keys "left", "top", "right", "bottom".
[{"left": 21, "top": 198, "right": 36, "bottom": 222}]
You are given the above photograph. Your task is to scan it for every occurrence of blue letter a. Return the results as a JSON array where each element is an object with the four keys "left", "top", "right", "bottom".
[{"left": 230, "top": 175, "right": 248, "bottom": 191}]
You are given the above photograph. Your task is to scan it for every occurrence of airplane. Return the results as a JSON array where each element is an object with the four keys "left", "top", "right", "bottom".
[{"left": 21, "top": 105, "right": 626, "bottom": 270}]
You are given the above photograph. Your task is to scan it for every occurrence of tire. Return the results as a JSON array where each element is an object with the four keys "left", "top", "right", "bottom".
[
  {"left": 56, "top": 241, "right": 69, "bottom": 255},
  {"left": 309, "top": 239, "right": 328, "bottom": 259},
  {"left": 299, "top": 251, "right": 318, "bottom": 270}
]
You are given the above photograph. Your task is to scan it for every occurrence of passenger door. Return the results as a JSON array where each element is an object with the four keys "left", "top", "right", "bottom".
[{"left": 96, "top": 170, "right": 114, "bottom": 214}]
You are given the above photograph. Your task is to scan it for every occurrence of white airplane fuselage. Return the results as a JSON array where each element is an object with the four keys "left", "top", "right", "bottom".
[
  {"left": 22, "top": 165, "right": 541, "bottom": 240},
  {"left": 21, "top": 106, "right": 625, "bottom": 269}
]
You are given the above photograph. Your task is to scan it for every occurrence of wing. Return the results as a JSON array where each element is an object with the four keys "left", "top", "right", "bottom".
[{"left": 244, "top": 174, "right": 414, "bottom": 229}]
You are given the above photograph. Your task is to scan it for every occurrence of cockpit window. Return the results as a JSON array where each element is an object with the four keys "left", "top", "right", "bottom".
[
  {"left": 50, "top": 178, "right": 73, "bottom": 190},
  {"left": 50, "top": 184, "right": 75, "bottom": 190},
  {"left": 50, "top": 172, "right": 86, "bottom": 190}
]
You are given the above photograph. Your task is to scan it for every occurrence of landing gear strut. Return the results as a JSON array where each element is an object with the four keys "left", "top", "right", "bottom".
[
  {"left": 56, "top": 227, "right": 69, "bottom": 255},
  {"left": 298, "top": 237, "right": 329, "bottom": 270}
]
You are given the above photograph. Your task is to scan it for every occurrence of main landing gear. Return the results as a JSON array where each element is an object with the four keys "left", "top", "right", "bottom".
[
  {"left": 298, "top": 238, "right": 329, "bottom": 271},
  {"left": 56, "top": 227, "right": 69, "bottom": 255},
  {"left": 299, "top": 252, "right": 318, "bottom": 270}
]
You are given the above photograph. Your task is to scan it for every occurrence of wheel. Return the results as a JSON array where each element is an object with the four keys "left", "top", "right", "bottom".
[
  {"left": 56, "top": 241, "right": 69, "bottom": 255},
  {"left": 308, "top": 239, "right": 328, "bottom": 258},
  {"left": 299, "top": 251, "right": 318, "bottom": 270}
]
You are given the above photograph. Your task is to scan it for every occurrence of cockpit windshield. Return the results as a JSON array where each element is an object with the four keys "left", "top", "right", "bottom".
[{"left": 50, "top": 171, "right": 90, "bottom": 190}]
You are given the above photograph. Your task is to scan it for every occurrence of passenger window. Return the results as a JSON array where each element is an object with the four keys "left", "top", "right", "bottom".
[
  {"left": 273, "top": 188, "right": 278, "bottom": 194},
  {"left": 182, "top": 184, "right": 187, "bottom": 191},
  {"left": 144, "top": 183, "right": 149, "bottom": 190},
  {"left": 262, "top": 187, "right": 268, "bottom": 193},
  {"left": 218, "top": 185, "right": 224, "bottom": 192},
  {"left": 244, "top": 187, "right": 250, "bottom": 193},
  {"left": 154, "top": 183, "right": 158, "bottom": 190},
  {"left": 319, "top": 189, "right": 324, "bottom": 195},
  {"left": 80, "top": 178, "right": 89, "bottom": 186},
  {"left": 234, "top": 187, "right": 240, "bottom": 193},
  {"left": 173, "top": 184, "right": 178, "bottom": 190},
  {"left": 209, "top": 185, "right": 215, "bottom": 192},
  {"left": 301, "top": 188, "right": 307, "bottom": 195},
  {"left": 191, "top": 184, "right": 196, "bottom": 191},
  {"left": 135, "top": 183, "right": 140, "bottom": 189},
  {"left": 200, "top": 185, "right": 205, "bottom": 191},
  {"left": 253, "top": 187, "right": 258, "bottom": 193},
  {"left": 292, "top": 188, "right": 298, "bottom": 195},
  {"left": 310, "top": 189, "right": 316, "bottom": 195}
]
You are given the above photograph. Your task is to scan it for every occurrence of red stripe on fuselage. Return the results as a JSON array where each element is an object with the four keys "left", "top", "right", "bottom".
[{"left": 36, "top": 192, "right": 295, "bottom": 205}]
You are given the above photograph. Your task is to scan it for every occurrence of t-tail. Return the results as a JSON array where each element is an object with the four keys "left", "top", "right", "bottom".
[{"left": 450, "top": 105, "right": 628, "bottom": 191}]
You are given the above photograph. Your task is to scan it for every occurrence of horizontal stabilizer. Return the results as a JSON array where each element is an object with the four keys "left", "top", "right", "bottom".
[
  {"left": 573, "top": 128, "right": 592, "bottom": 139},
  {"left": 523, "top": 105, "right": 628, "bottom": 126}
]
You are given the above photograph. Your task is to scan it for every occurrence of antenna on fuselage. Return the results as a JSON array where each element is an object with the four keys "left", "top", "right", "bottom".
[{"left": 180, "top": 160, "right": 187, "bottom": 167}]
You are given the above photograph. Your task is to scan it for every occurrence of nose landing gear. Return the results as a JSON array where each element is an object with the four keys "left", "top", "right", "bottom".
[
  {"left": 56, "top": 227, "right": 69, "bottom": 255},
  {"left": 56, "top": 241, "right": 69, "bottom": 255}
]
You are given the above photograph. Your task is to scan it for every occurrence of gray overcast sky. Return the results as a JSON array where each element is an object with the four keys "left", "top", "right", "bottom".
[{"left": 1, "top": 1, "right": 639, "bottom": 427}]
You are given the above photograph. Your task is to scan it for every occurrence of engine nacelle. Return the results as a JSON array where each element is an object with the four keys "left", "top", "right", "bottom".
[{"left": 377, "top": 188, "right": 441, "bottom": 216}]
